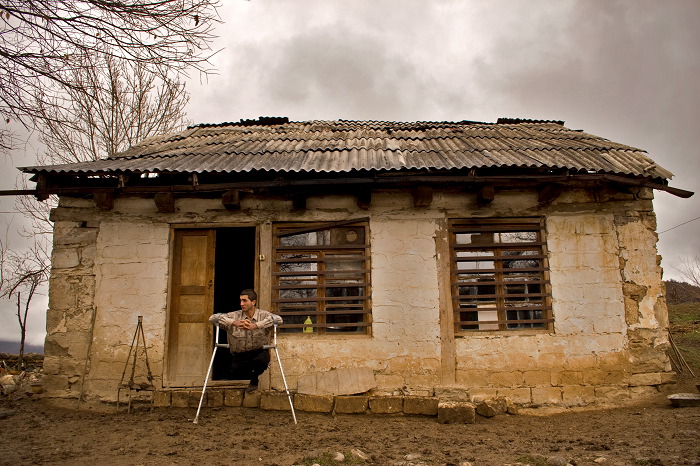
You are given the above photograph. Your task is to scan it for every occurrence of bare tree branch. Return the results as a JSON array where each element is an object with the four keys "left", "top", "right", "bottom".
[
  {"left": 4, "top": 37, "right": 193, "bottom": 360},
  {"left": 0, "top": 0, "right": 220, "bottom": 150},
  {"left": 0, "top": 237, "right": 49, "bottom": 367},
  {"left": 677, "top": 256, "right": 700, "bottom": 296}
]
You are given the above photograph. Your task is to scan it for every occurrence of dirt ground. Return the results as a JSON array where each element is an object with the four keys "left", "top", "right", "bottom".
[{"left": 1, "top": 377, "right": 699, "bottom": 466}]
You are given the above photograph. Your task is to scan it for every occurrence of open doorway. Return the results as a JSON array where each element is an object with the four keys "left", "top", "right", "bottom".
[{"left": 211, "top": 227, "right": 256, "bottom": 380}]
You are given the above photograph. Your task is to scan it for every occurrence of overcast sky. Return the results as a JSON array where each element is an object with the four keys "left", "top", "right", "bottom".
[{"left": 1, "top": 0, "right": 699, "bottom": 346}]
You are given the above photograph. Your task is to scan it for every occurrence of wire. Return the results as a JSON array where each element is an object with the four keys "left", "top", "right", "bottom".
[{"left": 659, "top": 215, "right": 700, "bottom": 234}]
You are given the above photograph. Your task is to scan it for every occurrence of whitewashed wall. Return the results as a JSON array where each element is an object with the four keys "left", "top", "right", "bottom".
[{"left": 42, "top": 186, "right": 672, "bottom": 406}]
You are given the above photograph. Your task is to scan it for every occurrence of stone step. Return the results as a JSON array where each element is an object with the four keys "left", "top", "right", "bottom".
[{"left": 150, "top": 388, "right": 517, "bottom": 423}]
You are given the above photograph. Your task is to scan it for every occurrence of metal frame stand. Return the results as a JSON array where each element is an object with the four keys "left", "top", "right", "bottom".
[
  {"left": 265, "top": 323, "right": 297, "bottom": 424},
  {"left": 117, "top": 316, "right": 155, "bottom": 413},
  {"left": 193, "top": 324, "right": 229, "bottom": 424},
  {"left": 193, "top": 323, "right": 297, "bottom": 424}
]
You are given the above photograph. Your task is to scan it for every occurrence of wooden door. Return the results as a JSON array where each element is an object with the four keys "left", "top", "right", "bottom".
[{"left": 167, "top": 229, "right": 215, "bottom": 386}]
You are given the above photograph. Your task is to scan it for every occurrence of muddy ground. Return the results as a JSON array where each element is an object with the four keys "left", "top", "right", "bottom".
[{"left": 1, "top": 377, "right": 699, "bottom": 466}]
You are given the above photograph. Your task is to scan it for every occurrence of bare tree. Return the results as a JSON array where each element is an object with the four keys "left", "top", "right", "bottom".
[
  {"left": 16, "top": 51, "right": 192, "bottom": 249},
  {"left": 0, "top": 0, "right": 220, "bottom": 153},
  {"left": 677, "top": 256, "right": 700, "bottom": 296},
  {"left": 3, "top": 36, "right": 195, "bottom": 355},
  {"left": 0, "top": 238, "right": 49, "bottom": 368}
]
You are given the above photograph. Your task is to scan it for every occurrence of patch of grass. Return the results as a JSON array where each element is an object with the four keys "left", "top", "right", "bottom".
[
  {"left": 668, "top": 302, "right": 700, "bottom": 326},
  {"left": 668, "top": 303, "right": 700, "bottom": 373}
]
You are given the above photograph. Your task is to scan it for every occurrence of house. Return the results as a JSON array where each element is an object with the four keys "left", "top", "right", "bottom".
[{"left": 21, "top": 117, "right": 693, "bottom": 408}]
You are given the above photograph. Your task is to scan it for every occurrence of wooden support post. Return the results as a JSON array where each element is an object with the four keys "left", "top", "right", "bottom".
[
  {"left": 476, "top": 185, "right": 495, "bottom": 205},
  {"left": 93, "top": 192, "right": 115, "bottom": 211},
  {"left": 413, "top": 186, "right": 433, "bottom": 208},
  {"left": 154, "top": 192, "right": 175, "bottom": 213},
  {"left": 222, "top": 189, "right": 241, "bottom": 210}
]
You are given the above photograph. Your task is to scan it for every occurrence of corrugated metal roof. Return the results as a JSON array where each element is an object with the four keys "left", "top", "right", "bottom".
[{"left": 21, "top": 119, "right": 674, "bottom": 180}]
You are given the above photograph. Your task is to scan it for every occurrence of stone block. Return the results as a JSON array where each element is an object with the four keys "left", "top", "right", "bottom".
[
  {"left": 375, "top": 374, "right": 405, "bottom": 391},
  {"left": 242, "top": 390, "right": 261, "bottom": 408},
  {"left": 496, "top": 388, "right": 531, "bottom": 405},
  {"left": 153, "top": 390, "right": 171, "bottom": 407},
  {"left": 629, "top": 372, "right": 663, "bottom": 386},
  {"left": 468, "top": 388, "right": 498, "bottom": 402},
  {"left": 531, "top": 387, "right": 562, "bottom": 405},
  {"left": 583, "top": 369, "right": 627, "bottom": 385},
  {"left": 630, "top": 356, "right": 669, "bottom": 374},
  {"left": 294, "top": 393, "right": 335, "bottom": 413},
  {"left": 659, "top": 371, "right": 676, "bottom": 385},
  {"left": 594, "top": 386, "right": 630, "bottom": 402},
  {"left": 475, "top": 402, "right": 495, "bottom": 418},
  {"left": 42, "top": 356, "right": 61, "bottom": 375},
  {"left": 523, "top": 370, "right": 552, "bottom": 387},
  {"left": 455, "top": 369, "right": 489, "bottom": 387},
  {"left": 562, "top": 385, "right": 595, "bottom": 406},
  {"left": 369, "top": 396, "right": 403, "bottom": 414},
  {"left": 224, "top": 389, "right": 244, "bottom": 407},
  {"left": 475, "top": 397, "right": 508, "bottom": 418},
  {"left": 206, "top": 390, "right": 224, "bottom": 407},
  {"left": 555, "top": 371, "right": 584, "bottom": 386},
  {"left": 41, "top": 374, "right": 70, "bottom": 392},
  {"left": 52, "top": 248, "right": 81, "bottom": 269},
  {"left": 260, "top": 392, "right": 293, "bottom": 411},
  {"left": 491, "top": 371, "right": 524, "bottom": 388},
  {"left": 297, "top": 367, "right": 376, "bottom": 396},
  {"left": 630, "top": 385, "right": 659, "bottom": 399},
  {"left": 171, "top": 390, "right": 199, "bottom": 408},
  {"left": 403, "top": 396, "right": 438, "bottom": 416},
  {"left": 437, "top": 401, "right": 476, "bottom": 424},
  {"left": 334, "top": 395, "right": 368, "bottom": 414},
  {"left": 434, "top": 385, "right": 471, "bottom": 401}
]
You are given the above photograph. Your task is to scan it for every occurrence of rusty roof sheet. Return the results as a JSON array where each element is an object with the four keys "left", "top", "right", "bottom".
[{"left": 21, "top": 119, "right": 674, "bottom": 180}]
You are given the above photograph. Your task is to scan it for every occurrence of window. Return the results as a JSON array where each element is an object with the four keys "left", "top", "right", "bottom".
[
  {"left": 272, "top": 220, "right": 371, "bottom": 334},
  {"left": 449, "top": 218, "right": 553, "bottom": 332}
]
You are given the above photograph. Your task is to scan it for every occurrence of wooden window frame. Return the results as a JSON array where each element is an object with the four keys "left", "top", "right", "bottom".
[
  {"left": 449, "top": 217, "right": 553, "bottom": 333},
  {"left": 272, "top": 219, "right": 372, "bottom": 335}
]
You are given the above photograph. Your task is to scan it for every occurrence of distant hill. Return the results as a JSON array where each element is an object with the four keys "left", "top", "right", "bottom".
[
  {"left": 0, "top": 340, "right": 44, "bottom": 354},
  {"left": 665, "top": 279, "right": 700, "bottom": 305}
]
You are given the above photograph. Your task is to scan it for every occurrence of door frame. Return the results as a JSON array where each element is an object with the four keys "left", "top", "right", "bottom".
[{"left": 163, "top": 222, "right": 262, "bottom": 387}]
